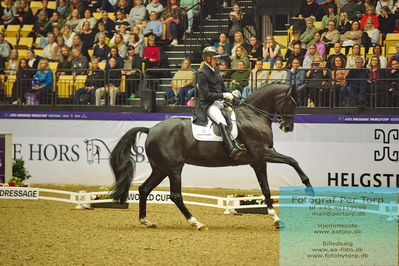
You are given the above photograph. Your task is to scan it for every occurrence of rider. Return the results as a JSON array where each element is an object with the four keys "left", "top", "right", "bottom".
[{"left": 193, "top": 46, "right": 246, "bottom": 160}]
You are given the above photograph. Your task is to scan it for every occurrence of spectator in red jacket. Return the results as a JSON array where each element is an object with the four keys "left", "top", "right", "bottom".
[
  {"left": 360, "top": 6, "right": 379, "bottom": 29},
  {"left": 143, "top": 35, "right": 161, "bottom": 69}
]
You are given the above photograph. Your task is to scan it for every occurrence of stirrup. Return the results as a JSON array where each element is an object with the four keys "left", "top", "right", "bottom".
[{"left": 230, "top": 143, "right": 247, "bottom": 160}]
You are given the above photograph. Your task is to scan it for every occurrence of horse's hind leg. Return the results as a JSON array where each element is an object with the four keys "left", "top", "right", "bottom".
[
  {"left": 251, "top": 163, "right": 284, "bottom": 229},
  {"left": 169, "top": 166, "right": 207, "bottom": 230},
  {"left": 264, "top": 150, "right": 314, "bottom": 196},
  {"left": 138, "top": 169, "right": 167, "bottom": 228}
]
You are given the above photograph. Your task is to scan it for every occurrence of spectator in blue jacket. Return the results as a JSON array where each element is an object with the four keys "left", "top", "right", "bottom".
[
  {"left": 144, "top": 11, "right": 163, "bottom": 38},
  {"left": 93, "top": 33, "right": 110, "bottom": 62},
  {"left": 32, "top": 59, "right": 53, "bottom": 102}
]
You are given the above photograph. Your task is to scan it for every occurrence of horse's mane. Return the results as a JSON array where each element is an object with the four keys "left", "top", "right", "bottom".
[{"left": 244, "top": 83, "right": 291, "bottom": 106}]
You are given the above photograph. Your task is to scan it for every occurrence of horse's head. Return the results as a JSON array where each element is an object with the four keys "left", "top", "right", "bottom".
[{"left": 275, "top": 86, "right": 297, "bottom": 133}]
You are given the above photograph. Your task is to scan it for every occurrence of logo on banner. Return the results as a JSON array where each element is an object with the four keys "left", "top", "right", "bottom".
[
  {"left": 84, "top": 139, "right": 111, "bottom": 164},
  {"left": 374, "top": 129, "right": 399, "bottom": 162}
]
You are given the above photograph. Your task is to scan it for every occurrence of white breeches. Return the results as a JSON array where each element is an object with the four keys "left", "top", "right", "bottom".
[{"left": 207, "top": 100, "right": 227, "bottom": 125}]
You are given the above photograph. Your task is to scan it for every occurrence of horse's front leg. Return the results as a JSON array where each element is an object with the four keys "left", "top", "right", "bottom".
[
  {"left": 263, "top": 149, "right": 314, "bottom": 196},
  {"left": 250, "top": 163, "right": 284, "bottom": 229}
]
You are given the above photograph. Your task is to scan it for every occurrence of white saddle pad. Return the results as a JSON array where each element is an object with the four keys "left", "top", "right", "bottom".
[{"left": 191, "top": 112, "right": 238, "bottom": 142}]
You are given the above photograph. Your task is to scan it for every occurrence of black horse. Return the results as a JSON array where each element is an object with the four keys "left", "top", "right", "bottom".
[{"left": 110, "top": 84, "right": 314, "bottom": 229}]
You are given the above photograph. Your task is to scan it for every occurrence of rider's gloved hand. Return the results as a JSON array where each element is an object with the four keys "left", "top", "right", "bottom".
[
  {"left": 223, "top": 92, "right": 234, "bottom": 101},
  {"left": 232, "top": 90, "right": 241, "bottom": 99}
]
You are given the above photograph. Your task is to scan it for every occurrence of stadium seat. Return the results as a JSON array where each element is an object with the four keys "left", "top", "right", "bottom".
[
  {"left": 93, "top": 13, "right": 102, "bottom": 20},
  {"left": 74, "top": 75, "right": 87, "bottom": 91},
  {"left": 98, "top": 62, "right": 106, "bottom": 70},
  {"left": 57, "top": 75, "right": 74, "bottom": 98},
  {"left": 274, "top": 35, "right": 288, "bottom": 48},
  {"left": 88, "top": 49, "right": 94, "bottom": 57},
  {"left": 328, "top": 47, "right": 346, "bottom": 56},
  {"left": 18, "top": 37, "right": 34, "bottom": 48},
  {"left": 47, "top": 1, "right": 56, "bottom": 9},
  {"left": 366, "top": 47, "right": 385, "bottom": 59},
  {"left": 384, "top": 33, "right": 399, "bottom": 51},
  {"left": 280, "top": 48, "right": 287, "bottom": 58},
  {"left": 4, "top": 25, "right": 20, "bottom": 38},
  {"left": 386, "top": 46, "right": 396, "bottom": 58},
  {"left": 30, "top": 1, "right": 42, "bottom": 15},
  {"left": 4, "top": 75, "right": 16, "bottom": 98},
  {"left": 109, "top": 13, "right": 115, "bottom": 21},
  {"left": 7, "top": 37, "right": 18, "bottom": 47},
  {"left": 17, "top": 49, "right": 28, "bottom": 59},
  {"left": 262, "top": 61, "right": 271, "bottom": 69},
  {"left": 313, "top": 21, "right": 322, "bottom": 30},
  {"left": 20, "top": 25, "right": 33, "bottom": 37},
  {"left": 34, "top": 49, "right": 43, "bottom": 56}
]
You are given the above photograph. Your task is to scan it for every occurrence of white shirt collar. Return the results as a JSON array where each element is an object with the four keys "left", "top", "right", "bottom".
[{"left": 205, "top": 62, "right": 215, "bottom": 72}]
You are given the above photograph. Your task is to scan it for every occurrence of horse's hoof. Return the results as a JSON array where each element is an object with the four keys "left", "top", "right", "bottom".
[
  {"left": 140, "top": 218, "right": 157, "bottom": 228},
  {"left": 273, "top": 220, "right": 285, "bottom": 229},
  {"left": 188, "top": 217, "right": 207, "bottom": 230},
  {"left": 197, "top": 224, "right": 208, "bottom": 231},
  {"left": 305, "top": 187, "right": 315, "bottom": 197}
]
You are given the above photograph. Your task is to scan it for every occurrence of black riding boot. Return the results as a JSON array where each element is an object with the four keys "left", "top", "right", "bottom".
[{"left": 219, "top": 123, "right": 246, "bottom": 160}]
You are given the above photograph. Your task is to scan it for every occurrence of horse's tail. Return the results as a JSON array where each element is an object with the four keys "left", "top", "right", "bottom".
[{"left": 110, "top": 127, "right": 150, "bottom": 203}]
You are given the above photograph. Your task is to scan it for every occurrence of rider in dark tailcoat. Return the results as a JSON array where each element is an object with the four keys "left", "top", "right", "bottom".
[{"left": 193, "top": 46, "right": 246, "bottom": 160}]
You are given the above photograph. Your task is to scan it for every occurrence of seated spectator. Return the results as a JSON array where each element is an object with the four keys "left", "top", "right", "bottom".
[
  {"left": 375, "top": 0, "right": 394, "bottom": 14},
  {"left": 346, "top": 44, "right": 365, "bottom": 68},
  {"left": 128, "top": 33, "right": 144, "bottom": 57},
  {"left": 106, "top": 47, "right": 125, "bottom": 69},
  {"left": 122, "top": 45, "right": 142, "bottom": 99},
  {"left": 231, "top": 46, "right": 250, "bottom": 69},
  {"left": 94, "top": 22, "right": 112, "bottom": 44},
  {"left": 164, "top": 59, "right": 196, "bottom": 105},
  {"left": 160, "top": 0, "right": 184, "bottom": 46},
  {"left": 304, "top": 56, "right": 330, "bottom": 106},
  {"left": 330, "top": 56, "right": 348, "bottom": 106},
  {"left": 385, "top": 59, "right": 399, "bottom": 107},
  {"left": 143, "top": 35, "right": 161, "bottom": 69},
  {"left": 387, "top": 42, "right": 399, "bottom": 67},
  {"left": 96, "top": 57, "right": 122, "bottom": 106},
  {"left": 109, "top": 33, "right": 128, "bottom": 58},
  {"left": 66, "top": 9, "right": 81, "bottom": 32},
  {"left": 71, "top": 35, "right": 83, "bottom": 52},
  {"left": 56, "top": 0, "right": 70, "bottom": 19},
  {"left": 34, "top": 0, "right": 54, "bottom": 20},
  {"left": 6, "top": 49, "right": 19, "bottom": 76},
  {"left": 315, "top": 0, "right": 336, "bottom": 16},
  {"left": 93, "top": 34, "right": 110, "bottom": 62},
  {"left": 76, "top": 9, "right": 97, "bottom": 33},
  {"left": 308, "top": 31, "right": 326, "bottom": 59},
  {"left": 144, "top": 12, "right": 163, "bottom": 38},
  {"left": 326, "top": 42, "right": 346, "bottom": 69},
  {"left": 0, "top": 33, "right": 11, "bottom": 74},
  {"left": 45, "top": 11, "right": 65, "bottom": 33},
  {"left": 341, "top": 0, "right": 363, "bottom": 20},
  {"left": 95, "top": 11, "right": 116, "bottom": 35},
  {"left": 321, "top": 20, "right": 340, "bottom": 52},
  {"left": 52, "top": 26, "right": 62, "bottom": 40},
  {"left": 218, "top": 60, "right": 232, "bottom": 81},
  {"left": 71, "top": 48, "right": 89, "bottom": 76},
  {"left": 340, "top": 20, "right": 362, "bottom": 48},
  {"left": 337, "top": 12, "right": 351, "bottom": 34},
  {"left": 363, "top": 18, "right": 380, "bottom": 48},
  {"left": 214, "top": 32, "right": 232, "bottom": 55},
  {"left": 132, "top": 25, "right": 145, "bottom": 44},
  {"left": 268, "top": 59, "right": 288, "bottom": 84},
  {"left": 341, "top": 56, "right": 369, "bottom": 107},
  {"left": 42, "top": 33, "right": 58, "bottom": 61},
  {"left": 378, "top": 6, "right": 396, "bottom": 39},
  {"left": 228, "top": 4, "right": 244, "bottom": 38},
  {"left": 54, "top": 36, "right": 68, "bottom": 60},
  {"left": 181, "top": 0, "right": 200, "bottom": 34},
  {"left": 16, "top": 0, "right": 34, "bottom": 25},
  {"left": 230, "top": 31, "right": 248, "bottom": 60},
  {"left": 85, "top": 0, "right": 102, "bottom": 13},
  {"left": 79, "top": 21, "right": 96, "bottom": 57},
  {"left": 216, "top": 45, "right": 231, "bottom": 65},
  {"left": 114, "top": 10, "right": 130, "bottom": 31},
  {"left": 286, "top": 58, "right": 306, "bottom": 99},
  {"left": 321, "top": 4, "right": 339, "bottom": 31},
  {"left": 242, "top": 60, "right": 269, "bottom": 99},
  {"left": 27, "top": 49, "right": 42, "bottom": 69},
  {"left": 300, "top": 17, "right": 318, "bottom": 45},
  {"left": 56, "top": 46, "right": 73, "bottom": 76},
  {"left": 293, "top": 0, "right": 321, "bottom": 33},
  {"left": 75, "top": 57, "right": 105, "bottom": 104},
  {"left": 286, "top": 43, "right": 305, "bottom": 69},
  {"left": 31, "top": 59, "right": 53, "bottom": 103},
  {"left": 11, "top": 59, "right": 34, "bottom": 105},
  {"left": 128, "top": 0, "right": 147, "bottom": 27},
  {"left": 226, "top": 60, "right": 250, "bottom": 92},
  {"left": 100, "top": 0, "right": 118, "bottom": 12},
  {"left": 262, "top": 35, "right": 281, "bottom": 69},
  {"left": 248, "top": 36, "right": 263, "bottom": 67},
  {"left": 286, "top": 31, "right": 307, "bottom": 59},
  {"left": 368, "top": 56, "right": 387, "bottom": 106},
  {"left": 117, "top": 0, "right": 132, "bottom": 14},
  {"left": 303, "top": 44, "right": 322, "bottom": 68},
  {"left": 30, "top": 11, "right": 49, "bottom": 42},
  {"left": 360, "top": 6, "right": 379, "bottom": 29},
  {"left": 147, "top": 0, "right": 165, "bottom": 15},
  {"left": 367, "top": 44, "right": 387, "bottom": 68}
]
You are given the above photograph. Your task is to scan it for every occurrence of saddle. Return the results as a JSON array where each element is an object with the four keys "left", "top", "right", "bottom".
[{"left": 191, "top": 107, "right": 238, "bottom": 142}]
